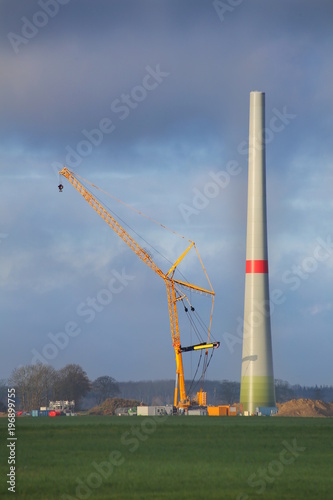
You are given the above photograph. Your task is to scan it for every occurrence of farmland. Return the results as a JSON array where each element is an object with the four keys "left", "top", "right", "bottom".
[{"left": 0, "top": 416, "right": 332, "bottom": 499}]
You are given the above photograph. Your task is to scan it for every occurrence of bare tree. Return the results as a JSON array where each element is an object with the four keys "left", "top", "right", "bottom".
[
  {"left": 9, "top": 364, "right": 56, "bottom": 411},
  {"left": 0, "top": 379, "right": 8, "bottom": 405},
  {"left": 54, "top": 364, "right": 90, "bottom": 408},
  {"left": 92, "top": 376, "right": 120, "bottom": 404}
]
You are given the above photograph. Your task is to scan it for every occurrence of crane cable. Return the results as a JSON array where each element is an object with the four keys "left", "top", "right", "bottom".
[
  {"left": 73, "top": 171, "right": 190, "bottom": 242},
  {"left": 77, "top": 174, "right": 176, "bottom": 269},
  {"left": 76, "top": 171, "right": 214, "bottom": 309},
  {"left": 70, "top": 170, "right": 216, "bottom": 361},
  {"left": 192, "top": 309, "right": 218, "bottom": 343},
  {"left": 188, "top": 348, "right": 216, "bottom": 400},
  {"left": 186, "top": 350, "right": 203, "bottom": 397},
  {"left": 183, "top": 306, "right": 205, "bottom": 344},
  {"left": 181, "top": 296, "right": 218, "bottom": 345},
  {"left": 181, "top": 300, "right": 217, "bottom": 398}
]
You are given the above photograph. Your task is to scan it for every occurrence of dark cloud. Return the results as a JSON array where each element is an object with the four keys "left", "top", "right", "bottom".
[{"left": 1, "top": 0, "right": 331, "bottom": 153}]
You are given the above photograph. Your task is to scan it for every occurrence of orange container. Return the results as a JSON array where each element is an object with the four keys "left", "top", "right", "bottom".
[{"left": 207, "top": 405, "right": 229, "bottom": 416}]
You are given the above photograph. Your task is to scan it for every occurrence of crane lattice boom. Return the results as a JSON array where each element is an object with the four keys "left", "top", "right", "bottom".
[{"left": 59, "top": 167, "right": 217, "bottom": 408}]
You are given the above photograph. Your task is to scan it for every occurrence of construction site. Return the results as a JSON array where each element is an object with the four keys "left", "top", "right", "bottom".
[
  {"left": 56, "top": 92, "right": 280, "bottom": 417},
  {"left": 58, "top": 165, "right": 222, "bottom": 415}
]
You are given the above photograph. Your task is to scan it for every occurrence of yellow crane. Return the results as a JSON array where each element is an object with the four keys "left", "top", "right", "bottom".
[{"left": 58, "top": 167, "right": 219, "bottom": 408}]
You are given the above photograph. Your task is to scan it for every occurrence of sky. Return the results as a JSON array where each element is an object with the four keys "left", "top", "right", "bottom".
[{"left": 1, "top": 0, "right": 332, "bottom": 388}]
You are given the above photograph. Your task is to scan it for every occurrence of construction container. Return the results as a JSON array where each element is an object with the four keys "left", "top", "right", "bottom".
[
  {"left": 187, "top": 408, "right": 208, "bottom": 416},
  {"left": 32, "top": 410, "right": 39, "bottom": 417},
  {"left": 229, "top": 406, "right": 237, "bottom": 416},
  {"left": 256, "top": 406, "right": 279, "bottom": 416},
  {"left": 39, "top": 410, "right": 50, "bottom": 417},
  {"left": 137, "top": 406, "right": 153, "bottom": 416},
  {"left": 49, "top": 400, "right": 75, "bottom": 412},
  {"left": 137, "top": 405, "right": 173, "bottom": 416},
  {"left": 207, "top": 405, "right": 229, "bottom": 416}
]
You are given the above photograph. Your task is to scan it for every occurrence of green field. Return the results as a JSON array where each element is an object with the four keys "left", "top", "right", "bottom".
[{"left": 1, "top": 415, "right": 332, "bottom": 499}]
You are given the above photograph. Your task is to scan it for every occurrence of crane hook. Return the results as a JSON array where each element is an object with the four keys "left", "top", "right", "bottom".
[{"left": 58, "top": 184, "right": 64, "bottom": 192}]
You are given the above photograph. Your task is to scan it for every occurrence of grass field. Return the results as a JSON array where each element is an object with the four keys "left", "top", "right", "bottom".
[{"left": 1, "top": 415, "right": 332, "bottom": 499}]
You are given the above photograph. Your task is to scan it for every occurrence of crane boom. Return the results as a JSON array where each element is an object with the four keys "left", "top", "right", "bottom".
[{"left": 59, "top": 167, "right": 217, "bottom": 408}]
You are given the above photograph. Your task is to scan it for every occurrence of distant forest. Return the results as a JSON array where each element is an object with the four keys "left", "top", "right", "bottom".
[
  {"left": 83, "top": 379, "right": 333, "bottom": 408},
  {"left": 112, "top": 379, "right": 333, "bottom": 407}
]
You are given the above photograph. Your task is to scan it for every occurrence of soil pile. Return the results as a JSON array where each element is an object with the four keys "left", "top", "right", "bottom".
[
  {"left": 276, "top": 399, "right": 333, "bottom": 417},
  {"left": 88, "top": 397, "right": 142, "bottom": 416}
]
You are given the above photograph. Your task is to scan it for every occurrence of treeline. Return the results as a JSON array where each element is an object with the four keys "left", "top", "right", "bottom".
[
  {"left": 274, "top": 379, "right": 333, "bottom": 403},
  {"left": 116, "top": 379, "right": 333, "bottom": 405},
  {"left": 1, "top": 364, "right": 333, "bottom": 412},
  {"left": 1, "top": 363, "right": 119, "bottom": 412},
  {"left": 90, "top": 379, "right": 333, "bottom": 406}
]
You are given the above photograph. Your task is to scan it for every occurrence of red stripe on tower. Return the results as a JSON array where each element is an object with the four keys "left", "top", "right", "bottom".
[{"left": 246, "top": 260, "right": 268, "bottom": 273}]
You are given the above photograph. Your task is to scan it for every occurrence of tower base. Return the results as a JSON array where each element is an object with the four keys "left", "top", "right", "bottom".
[{"left": 240, "top": 375, "right": 275, "bottom": 414}]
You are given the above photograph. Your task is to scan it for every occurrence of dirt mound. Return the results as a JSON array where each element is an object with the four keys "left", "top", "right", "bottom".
[
  {"left": 276, "top": 399, "right": 333, "bottom": 417},
  {"left": 88, "top": 397, "right": 142, "bottom": 416}
]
